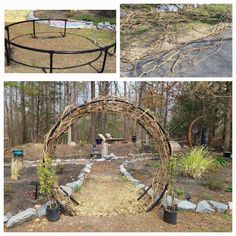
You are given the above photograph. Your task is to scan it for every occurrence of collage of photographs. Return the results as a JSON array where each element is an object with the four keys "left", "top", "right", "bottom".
[{"left": 1, "top": 0, "right": 234, "bottom": 234}]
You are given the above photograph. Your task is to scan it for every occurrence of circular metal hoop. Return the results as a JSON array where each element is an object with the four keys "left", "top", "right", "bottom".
[{"left": 5, "top": 19, "right": 116, "bottom": 73}]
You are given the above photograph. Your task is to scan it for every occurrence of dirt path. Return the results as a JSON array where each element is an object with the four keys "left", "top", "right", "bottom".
[{"left": 76, "top": 161, "right": 145, "bottom": 216}]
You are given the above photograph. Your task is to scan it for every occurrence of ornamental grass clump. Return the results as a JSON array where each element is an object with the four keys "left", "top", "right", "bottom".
[{"left": 181, "top": 147, "right": 215, "bottom": 179}]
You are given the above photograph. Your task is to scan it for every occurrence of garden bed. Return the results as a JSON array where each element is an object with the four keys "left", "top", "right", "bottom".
[
  {"left": 126, "top": 157, "right": 232, "bottom": 203},
  {"left": 4, "top": 164, "right": 84, "bottom": 214}
]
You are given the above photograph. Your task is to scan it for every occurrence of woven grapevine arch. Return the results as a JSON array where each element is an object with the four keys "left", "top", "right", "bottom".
[{"left": 42, "top": 96, "right": 172, "bottom": 213}]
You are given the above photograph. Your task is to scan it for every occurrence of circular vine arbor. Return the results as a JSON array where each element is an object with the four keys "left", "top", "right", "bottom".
[{"left": 42, "top": 96, "right": 172, "bottom": 214}]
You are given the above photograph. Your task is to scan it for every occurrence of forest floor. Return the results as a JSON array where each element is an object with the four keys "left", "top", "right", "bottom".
[
  {"left": 4, "top": 143, "right": 232, "bottom": 232},
  {"left": 5, "top": 21, "right": 116, "bottom": 73},
  {"left": 120, "top": 7, "right": 232, "bottom": 77}
]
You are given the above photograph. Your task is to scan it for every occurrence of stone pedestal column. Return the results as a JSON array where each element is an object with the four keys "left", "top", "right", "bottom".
[{"left": 102, "top": 142, "right": 108, "bottom": 157}]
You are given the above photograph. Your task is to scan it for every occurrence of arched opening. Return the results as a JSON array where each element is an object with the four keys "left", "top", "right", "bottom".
[{"left": 41, "top": 96, "right": 172, "bottom": 214}]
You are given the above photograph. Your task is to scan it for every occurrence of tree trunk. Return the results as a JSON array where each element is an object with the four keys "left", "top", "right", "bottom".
[
  {"left": 20, "top": 82, "right": 27, "bottom": 144},
  {"left": 90, "top": 82, "right": 96, "bottom": 144},
  {"left": 123, "top": 81, "right": 129, "bottom": 139},
  {"left": 224, "top": 83, "right": 232, "bottom": 152}
]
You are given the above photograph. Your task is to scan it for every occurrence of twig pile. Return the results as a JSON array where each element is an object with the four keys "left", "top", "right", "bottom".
[{"left": 121, "top": 7, "right": 232, "bottom": 77}]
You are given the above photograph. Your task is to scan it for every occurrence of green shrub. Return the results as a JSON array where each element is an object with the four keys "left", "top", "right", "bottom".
[
  {"left": 215, "top": 157, "right": 229, "bottom": 167},
  {"left": 225, "top": 185, "right": 232, "bottom": 193},
  {"left": 37, "top": 155, "right": 57, "bottom": 199},
  {"left": 175, "top": 187, "right": 184, "bottom": 196},
  {"left": 181, "top": 147, "right": 215, "bottom": 179}
]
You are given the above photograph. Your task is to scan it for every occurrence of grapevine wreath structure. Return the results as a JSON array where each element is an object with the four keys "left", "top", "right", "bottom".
[
  {"left": 41, "top": 96, "right": 172, "bottom": 215},
  {"left": 5, "top": 19, "right": 116, "bottom": 73}
]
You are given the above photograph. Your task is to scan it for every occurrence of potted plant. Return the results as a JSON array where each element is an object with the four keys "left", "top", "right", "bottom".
[
  {"left": 223, "top": 150, "right": 231, "bottom": 158},
  {"left": 96, "top": 137, "right": 103, "bottom": 145},
  {"left": 37, "top": 155, "right": 60, "bottom": 222},
  {"left": 46, "top": 199, "right": 60, "bottom": 222},
  {"left": 163, "top": 157, "right": 177, "bottom": 225},
  {"left": 131, "top": 135, "right": 137, "bottom": 143}
]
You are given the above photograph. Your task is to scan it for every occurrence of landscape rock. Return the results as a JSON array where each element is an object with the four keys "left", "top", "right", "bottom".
[
  {"left": 177, "top": 200, "right": 196, "bottom": 211},
  {"left": 103, "top": 155, "right": 112, "bottom": 160},
  {"left": 66, "top": 180, "right": 83, "bottom": 190},
  {"left": 129, "top": 177, "right": 141, "bottom": 186},
  {"left": 4, "top": 212, "right": 13, "bottom": 223},
  {"left": 170, "top": 141, "right": 181, "bottom": 152},
  {"left": 120, "top": 165, "right": 126, "bottom": 173},
  {"left": 68, "top": 141, "right": 77, "bottom": 146},
  {"left": 6, "top": 208, "right": 37, "bottom": 228},
  {"left": 37, "top": 203, "right": 47, "bottom": 218},
  {"left": 34, "top": 205, "right": 41, "bottom": 210},
  {"left": 162, "top": 196, "right": 181, "bottom": 207},
  {"left": 196, "top": 200, "right": 215, "bottom": 213},
  {"left": 82, "top": 168, "right": 90, "bottom": 173},
  {"left": 208, "top": 200, "right": 228, "bottom": 213},
  {"left": 77, "top": 173, "right": 85, "bottom": 179},
  {"left": 85, "top": 163, "right": 92, "bottom": 169},
  {"left": 123, "top": 171, "right": 132, "bottom": 179},
  {"left": 60, "top": 185, "right": 73, "bottom": 196},
  {"left": 228, "top": 202, "right": 232, "bottom": 211},
  {"left": 95, "top": 158, "right": 105, "bottom": 162},
  {"left": 136, "top": 183, "right": 145, "bottom": 190}
]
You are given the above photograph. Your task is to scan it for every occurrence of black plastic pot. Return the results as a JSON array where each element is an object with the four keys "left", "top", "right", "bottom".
[
  {"left": 163, "top": 208, "right": 177, "bottom": 225},
  {"left": 224, "top": 151, "right": 231, "bottom": 158},
  {"left": 96, "top": 138, "right": 103, "bottom": 145},
  {"left": 132, "top": 135, "right": 137, "bottom": 143},
  {"left": 46, "top": 206, "right": 60, "bottom": 222}
]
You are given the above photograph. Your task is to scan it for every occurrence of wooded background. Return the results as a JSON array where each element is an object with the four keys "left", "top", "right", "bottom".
[{"left": 4, "top": 81, "right": 232, "bottom": 151}]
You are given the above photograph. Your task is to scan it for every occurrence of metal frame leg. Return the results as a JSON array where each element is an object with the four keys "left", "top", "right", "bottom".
[
  {"left": 32, "top": 21, "right": 37, "bottom": 38},
  {"left": 49, "top": 52, "right": 54, "bottom": 73},
  {"left": 5, "top": 38, "right": 11, "bottom": 66},
  {"left": 99, "top": 48, "right": 108, "bottom": 73},
  {"left": 62, "top": 20, "right": 67, "bottom": 37}
]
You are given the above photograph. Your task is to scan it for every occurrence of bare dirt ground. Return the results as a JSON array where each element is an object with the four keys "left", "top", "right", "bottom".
[
  {"left": 4, "top": 142, "right": 140, "bottom": 162},
  {"left": 5, "top": 22, "right": 116, "bottom": 73},
  {"left": 4, "top": 143, "right": 232, "bottom": 232}
]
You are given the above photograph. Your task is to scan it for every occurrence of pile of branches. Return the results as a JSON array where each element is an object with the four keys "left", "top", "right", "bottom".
[
  {"left": 42, "top": 96, "right": 172, "bottom": 212},
  {"left": 121, "top": 7, "right": 232, "bottom": 77}
]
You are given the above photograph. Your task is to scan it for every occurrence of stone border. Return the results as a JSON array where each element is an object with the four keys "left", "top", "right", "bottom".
[
  {"left": 4, "top": 162, "right": 93, "bottom": 228},
  {"left": 64, "top": 162, "right": 93, "bottom": 191},
  {"left": 4, "top": 155, "right": 126, "bottom": 168},
  {"left": 120, "top": 158, "right": 232, "bottom": 214},
  {"left": 120, "top": 157, "right": 156, "bottom": 194}
]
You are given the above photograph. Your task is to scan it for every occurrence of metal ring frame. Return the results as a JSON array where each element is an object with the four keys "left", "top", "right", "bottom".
[{"left": 5, "top": 19, "right": 116, "bottom": 73}]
